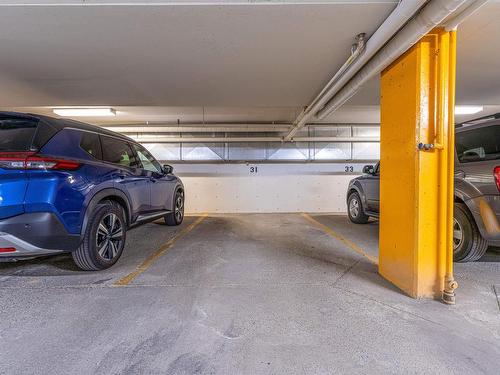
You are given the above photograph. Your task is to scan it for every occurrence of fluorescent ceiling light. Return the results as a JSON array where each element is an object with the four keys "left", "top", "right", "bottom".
[
  {"left": 53, "top": 108, "right": 116, "bottom": 117},
  {"left": 455, "top": 105, "right": 483, "bottom": 115}
]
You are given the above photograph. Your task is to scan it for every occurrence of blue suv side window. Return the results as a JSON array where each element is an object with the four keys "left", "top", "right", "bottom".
[
  {"left": 100, "top": 135, "right": 140, "bottom": 168},
  {"left": 79, "top": 132, "right": 102, "bottom": 160},
  {"left": 133, "top": 144, "right": 162, "bottom": 174},
  {"left": 0, "top": 117, "right": 38, "bottom": 151}
]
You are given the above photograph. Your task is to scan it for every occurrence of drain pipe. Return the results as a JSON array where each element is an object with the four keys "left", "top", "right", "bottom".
[
  {"left": 284, "top": 0, "right": 428, "bottom": 141},
  {"left": 443, "top": 30, "right": 459, "bottom": 305},
  {"left": 315, "top": 0, "right": 470, "bottom": 120},
  {"left": 442, "top": 0, "right": 488, "bottom": 303}
]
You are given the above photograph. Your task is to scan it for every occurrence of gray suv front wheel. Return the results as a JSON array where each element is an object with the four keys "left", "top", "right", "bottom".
[
  {"left": 348, "top": 192, "right": 370, "bottom": 224},
  {"left": 453, "top": 203, "right": 488, "bottom": 262}
]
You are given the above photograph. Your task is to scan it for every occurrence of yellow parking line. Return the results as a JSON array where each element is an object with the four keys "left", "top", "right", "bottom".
[
  {"left": 300, "top": 213, "right": 378, "bottom": 265},
  {"left": 114, "top": 214, "right": 208, "bottom": 286}
]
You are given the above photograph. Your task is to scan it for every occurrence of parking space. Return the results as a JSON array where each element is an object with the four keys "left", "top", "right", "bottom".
[
  {"left": 1, "top": 214, "right": 499, "bottom": 374},
  {"left": 0, "top": 216, "right": 200, "bottom": 288}
]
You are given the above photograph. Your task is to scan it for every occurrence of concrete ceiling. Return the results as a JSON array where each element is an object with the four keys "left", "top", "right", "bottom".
[
  {"left": 1, "top": 0, "right": 499, "bottom": 125},
  {"left": 0, "top": 0, "right": 395, "bottom": 108}
]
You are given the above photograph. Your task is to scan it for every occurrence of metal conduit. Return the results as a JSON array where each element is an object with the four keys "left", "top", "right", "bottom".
[
  {"left": 130, "top": 136, "right": 380, "bottom": 143},
  {"left": 316, "top": 0, "right": 470, "bottom": 120},
  {"left": 284, "top": 0, "right": 428, "bottom": 141}
]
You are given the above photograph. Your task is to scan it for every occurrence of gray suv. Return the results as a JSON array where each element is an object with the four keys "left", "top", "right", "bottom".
[{"left": 347, "top": 118, "right": 500, "bottom": 262}]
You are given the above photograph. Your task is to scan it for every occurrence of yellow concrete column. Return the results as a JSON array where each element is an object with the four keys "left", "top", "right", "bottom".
[{"left": 379, "top": 28, "right": 457, "bottom": 301}]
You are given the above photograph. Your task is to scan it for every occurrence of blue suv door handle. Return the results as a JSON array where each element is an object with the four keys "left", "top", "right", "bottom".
[{"left": 150, "top": 177, "right": 157, "bottom": 183}]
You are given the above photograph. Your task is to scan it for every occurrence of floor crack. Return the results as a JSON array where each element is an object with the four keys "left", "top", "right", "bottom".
[
  {"left": 493, "top": 285, "right": 500, "bottom": 313},
  {"left": 331, "top": 260, "right": 360, "bottom": 288}
]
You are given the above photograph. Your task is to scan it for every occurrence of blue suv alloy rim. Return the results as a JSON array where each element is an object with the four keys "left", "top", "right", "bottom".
[
  {"left": 96, "top": 213, "right": 124, "bottom": 261},
  {"left": 175, "top": 191, "right": 184, "bottom": 223}
]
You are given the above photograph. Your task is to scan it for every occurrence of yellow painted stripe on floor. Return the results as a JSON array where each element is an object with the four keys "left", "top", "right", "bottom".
[
  {"left": 114, "top": 214, "right": 208, "bottom": 286},
  {"left": 301, "top": 213, "right": 378, "bottom": 265}
]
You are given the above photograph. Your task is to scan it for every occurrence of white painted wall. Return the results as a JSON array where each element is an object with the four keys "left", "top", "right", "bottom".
[{"left": 171, "top": 163, "right": 368, "bottom": 214}]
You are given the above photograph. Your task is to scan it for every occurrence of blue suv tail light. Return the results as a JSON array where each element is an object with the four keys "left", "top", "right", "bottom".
[{"left": 0, "top": 152, "right": 81, "bottom": 171}]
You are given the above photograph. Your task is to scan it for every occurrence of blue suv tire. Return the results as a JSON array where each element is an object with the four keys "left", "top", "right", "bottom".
[
  {"left": 164, "top": 189, "right": 185, "bottom": 226},
  {"left": 72, "top": 201, "right": 127, "bottom": 271}
]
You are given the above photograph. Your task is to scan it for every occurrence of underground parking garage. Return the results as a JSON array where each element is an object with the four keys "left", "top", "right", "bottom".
[{"left": 0, "top": 0, "right": 499, "bottom": 374}]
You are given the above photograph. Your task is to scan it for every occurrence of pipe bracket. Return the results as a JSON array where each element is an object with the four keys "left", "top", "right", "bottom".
[{"left": 417, "top": 142, "right": 435, "bottom": 151}]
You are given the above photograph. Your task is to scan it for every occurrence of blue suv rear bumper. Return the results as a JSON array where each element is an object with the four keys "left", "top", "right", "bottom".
[{"left": 0, "top": 213, "right": 81, "bottom": 258}]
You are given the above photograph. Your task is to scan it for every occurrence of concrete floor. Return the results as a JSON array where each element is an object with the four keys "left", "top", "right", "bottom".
[{"left": 0, "top": 214, "right": 499, "bottom": 374}]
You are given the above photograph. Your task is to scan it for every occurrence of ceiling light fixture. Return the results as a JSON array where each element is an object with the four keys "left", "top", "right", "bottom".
[
  {"left": 53, "top": 108, "right": 116, "bottom": 117},
  {"left": 455, "top": 105, "right": 483, "bottom": 115}
]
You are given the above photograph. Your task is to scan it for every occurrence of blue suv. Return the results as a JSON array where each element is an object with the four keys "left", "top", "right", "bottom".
[{"left": 0, "top": 112, "right": 185, "bottom": 270}]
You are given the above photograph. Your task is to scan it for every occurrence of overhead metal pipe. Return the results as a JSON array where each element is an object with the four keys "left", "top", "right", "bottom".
[
  {"left": 316, "top": 0, "right": 470, "bottom": 120},
  {"left": 309, "top": 123, "right": 380, "bottom": 127},
  {"left": 101, "top": 122, "right": 381, "bottom": 134},
  {"left": 103, "top": 122, "right": 291, "bottom": 128},
  {"left": 444, "top": 0, "right": 488, "bottom": 31},
  {"left": 284, "top": 0, "right": 428, "bottom": 141},
  {"left": 292, "top": 137, "right": 379, "bottom": 143},
  {"left": 132, "top": 136, "right": 284, "bottom": 143},
  {"left": 301, "top": 33, "right": 367, "bottom": 117},
  {"left": 102, "top": 125, "right": 291, "bottom": 133},
  {"left": 287, "top": 33, "right": 367, "bottom": 139},
  {"left": 130, "top": 136, "right": 380, "bottom": 143}
]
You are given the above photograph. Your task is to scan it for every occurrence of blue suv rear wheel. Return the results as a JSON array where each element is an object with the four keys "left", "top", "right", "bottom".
[{"left": 72, "top": 201, "right": 126, "bottom": 271}]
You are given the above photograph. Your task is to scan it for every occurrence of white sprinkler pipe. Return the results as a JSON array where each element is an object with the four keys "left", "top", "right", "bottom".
[
  {"left": 316, "top": 0, "right": 471, "bottom": 120},
  {"left": 284, "top": 0, "right": 428, "bottom": 141}
]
